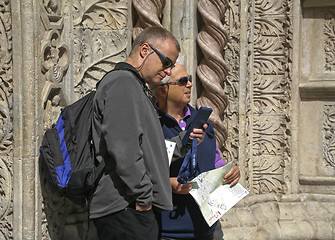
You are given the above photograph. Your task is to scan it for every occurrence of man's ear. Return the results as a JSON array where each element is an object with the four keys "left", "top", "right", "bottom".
[{"left": 139, "top": 43, "right": 151, "bottom": 58}]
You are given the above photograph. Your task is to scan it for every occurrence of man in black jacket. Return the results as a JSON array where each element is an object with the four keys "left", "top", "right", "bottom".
[{"left": 90, "top": 27, "right": 204, "bottom": 240}]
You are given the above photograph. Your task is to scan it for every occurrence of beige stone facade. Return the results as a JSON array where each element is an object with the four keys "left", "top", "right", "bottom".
[{"left": 0, "top": 0, "right": 334, "bottom": 239}]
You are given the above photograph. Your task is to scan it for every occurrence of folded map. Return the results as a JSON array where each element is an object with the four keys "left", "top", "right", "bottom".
[{"left": 189, "top": 162, "right": 249, "bottom": 227}]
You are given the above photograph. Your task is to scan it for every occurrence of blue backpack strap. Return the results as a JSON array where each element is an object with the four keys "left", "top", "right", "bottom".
[
  {"left": 54, "top": 114, "right": 72, "bottom": 188},
  {"left": 177, "top": 137, "right": 198, "bottom": 184}
]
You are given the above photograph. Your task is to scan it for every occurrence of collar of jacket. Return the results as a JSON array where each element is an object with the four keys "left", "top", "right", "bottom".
[
  {"left": 156, "top": 104, "right": 194, "bottom": 126},
  {"left": 113, "top": 62, "right": 149, "bottom": 96}
]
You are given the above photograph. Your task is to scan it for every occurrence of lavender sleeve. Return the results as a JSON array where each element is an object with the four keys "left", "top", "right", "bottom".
[{"left": 215, "top": 145, "right": 227, "bottom": 168}]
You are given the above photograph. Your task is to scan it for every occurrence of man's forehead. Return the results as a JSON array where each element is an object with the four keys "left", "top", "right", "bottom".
[{"left": 170, "top": 65, "right": 187, "bottom": 79}]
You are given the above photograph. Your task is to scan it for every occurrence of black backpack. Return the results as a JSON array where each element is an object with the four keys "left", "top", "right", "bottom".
[
  {"left": 40, "top": 90, "right": 105, "bottom": 239},
  {"left": 40, "top": 90, "right": 105, "bottom": 204}
]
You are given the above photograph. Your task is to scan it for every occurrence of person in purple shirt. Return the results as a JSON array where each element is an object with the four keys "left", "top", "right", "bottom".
[{"left": 151, "top": 63, "right": 240, "bottom": 240}]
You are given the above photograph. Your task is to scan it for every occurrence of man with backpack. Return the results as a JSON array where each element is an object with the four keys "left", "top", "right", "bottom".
[{"left": 90, "top": 27, "right": 205, "bottom": 240}]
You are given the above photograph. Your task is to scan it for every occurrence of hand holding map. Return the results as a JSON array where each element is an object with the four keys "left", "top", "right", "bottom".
[{"left": 189, "top": 162, "right": 249, "bottom": 227}]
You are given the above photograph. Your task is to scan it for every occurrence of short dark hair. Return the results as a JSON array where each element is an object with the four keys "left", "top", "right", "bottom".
[{"left": 130, "top": 26, "right": 180, "bottom": 56}]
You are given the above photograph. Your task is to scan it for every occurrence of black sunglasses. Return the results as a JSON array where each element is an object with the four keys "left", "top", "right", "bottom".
[
  {"left": 140, "top": 43, "right": 175, "bottom": 69},
  {"left": 167, "top": 75, "right": 192, "bottom": 86}
]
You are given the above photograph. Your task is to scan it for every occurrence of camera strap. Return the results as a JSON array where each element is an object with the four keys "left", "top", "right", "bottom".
[{"left": 177, "top": 137, "right": 198, "bottom": 184}]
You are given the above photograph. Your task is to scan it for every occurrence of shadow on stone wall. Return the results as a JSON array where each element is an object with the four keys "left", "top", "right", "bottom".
[
  {"left": 214, "top": 221, "right": 224, "bottom": 240},
  {"left": 39, "top": 156, "right": 97, "bottom": 239}
]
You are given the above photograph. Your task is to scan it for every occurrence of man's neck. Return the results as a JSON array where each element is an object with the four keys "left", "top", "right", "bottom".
[
  {"left": 160, "top": 102, "right": 186, "bottom": 122},
  {"left": 125, "top": 58, "right": 143, "bottom": 79}
]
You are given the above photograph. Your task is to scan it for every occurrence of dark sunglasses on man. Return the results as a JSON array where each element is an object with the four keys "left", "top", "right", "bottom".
[
  {"left": 167, "top": 75, "right": 192, "bottom": 86},
  {"left": 140, "top": 42, "right": 175, "bottom": 69}
]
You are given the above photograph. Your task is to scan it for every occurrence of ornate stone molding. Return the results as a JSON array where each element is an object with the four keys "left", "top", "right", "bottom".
[
  {"left": 72, "top": 30, "right": 128, "bottom": 95},
  {"left": 11, "top": 0, "right": 45, "bottom": 237},
  {"left": 132, "top": 0, "right": 165, "bottom": 39},
  {"left": 0, "top": 0, "right": 9, "bottom": 12},
  {"left": 72, "top": 0, "right": 128, "bottom": 30},
  {"left": 196, "top": 0, "right": 229, "bottom": 151},
  {"left": 41, "top": 29, "right": 69, "bottom": 85},
  {"left": 40, "top": 1, "right": 130, "bottom": 239},
  {"left": 39, "top": 1, "right": 71, "bottom": 239},
  {"left": 248, "top": 0, "right": 292, "bottom": 195},
  {"left": 41, "top": 0, "right": 69, "bottom": 128},
  {"left": 71, "top": 0, "right": 129, "bottom": 96},
  {"left": 323, "top": 104, "right": 335, "bottom": 167},
  {"left": 0, "top": 0, "right": 13, "bottom": 238},
  {"left": 324, "top": 12, "right": 335, "bottom": 72},
  {"left": 221, "top": 0, "right": 240, "bottom": 163}
]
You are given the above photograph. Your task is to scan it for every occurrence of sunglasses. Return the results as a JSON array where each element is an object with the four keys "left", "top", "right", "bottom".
[
  {"left": 141, "top": 43, "right": 175, "bottom": 69},
  {"left": 167, "top": 75, "right": 192, "bottom": 86}
]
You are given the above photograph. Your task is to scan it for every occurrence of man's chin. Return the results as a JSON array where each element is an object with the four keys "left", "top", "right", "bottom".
[
  {"left": 184, "top": 98, "right": 191, "bottom": 104},
  {"left": 145, "top": 78, "right": 159, "bottom": 85},
  {"left": 154, "top": 79, "right": 164, "bottom": 85}
]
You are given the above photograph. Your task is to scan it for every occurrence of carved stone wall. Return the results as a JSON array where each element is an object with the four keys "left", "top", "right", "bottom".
[
  {"left": 1, "top": 0, "right": 335, "bottom": 239},
  {"left": 39, "top": 1, "right": 131, "bottom": 239},
  {"left": 0, "top": 0, "right": 13, "bottom": 239},
  {"left": 219, "top": 0, "right": 335, "bottom": 239}
]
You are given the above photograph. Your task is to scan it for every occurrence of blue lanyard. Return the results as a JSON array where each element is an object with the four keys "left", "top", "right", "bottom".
[{"left": 177, "top": 137, "right": 198, "bottom": 184}]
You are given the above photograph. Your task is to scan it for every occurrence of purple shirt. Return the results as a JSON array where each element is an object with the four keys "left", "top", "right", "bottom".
[{"left": 179, "top": 106, "right": 226, "bottom": 168}]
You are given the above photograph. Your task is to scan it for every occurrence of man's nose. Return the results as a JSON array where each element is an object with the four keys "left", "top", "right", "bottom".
[{"left": 163, "top": 67, "right": 172, "bottom": 76}]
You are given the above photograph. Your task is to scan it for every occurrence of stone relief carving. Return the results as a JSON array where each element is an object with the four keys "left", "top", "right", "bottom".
[
  {"left": 253, "top": 156, "right": 284, "bottom": 193},
  {"left": 41, "top": 30, "right": 69, "bottom": 85},
  {"left": 73, "top": 30, "right": 128, "bottom": 96},
  {"left": 323, "top": 105, "right": 335, "bottom": 168},
  {"left": 0, "top": 4, "right": 11, "bottom": 79},
  {"left": 324, "top": 12, "right": 335, "bottom": 72},
  {"left": 132, "top": 0, "right": 165, "bottom": 39},
  {"left": 196, "top": 0, "right": 229, "bottom": 152},
  {"left": 0, "top": 1, "right": 13, "bottom": 238},
  {"left": 41, "top": 0, "right": 69, "bottom": 129},
  {"left": 253, "top": 116, "right": 285, "bottom": 193},
  {"left": 221, "top": 0, "right": 240, "bottom": 163},
  {"left": 40, "top": 1, "right": 130, "bottom": 239},
  {"left": 250, "top": 0, "right": 292, "bottom": 194},
  {"left": 40, "top": 1, "right": 73, "bottom": 239},
  {"left": 0, "top": 0, "right": 9, "bottom": 12},
  {"left": 72, "top": 0, "right": 128, "bottom": 30},
  {"left": 0, "top": 84, "right": 12, "bottom": 154},
  {"left": 41, "top": 0, "right": 63, "bottom": 30},
  {"left": 43, "top": 0, "right": 61, "bottom": 15},
  {"left": 41, "top": 1, "right": 129, "bottom": 237},
  {"left": 0, "top": 156, "right": 12, "bottom": 239},
  {"left": 72, "top": 0, "right": 128, "bottom": 96}
]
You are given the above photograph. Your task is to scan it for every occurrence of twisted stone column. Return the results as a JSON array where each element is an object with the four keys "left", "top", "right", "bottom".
[
  {"left": 197, "top": 0, "right": 229, "bottom": 150},
  {"left": 132, "top": 0, "right": 165, "bottom": 39}
]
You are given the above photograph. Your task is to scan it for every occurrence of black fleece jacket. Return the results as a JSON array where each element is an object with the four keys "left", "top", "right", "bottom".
[{"left": 90, "top": 63, "right": 172, "bottom": 219}]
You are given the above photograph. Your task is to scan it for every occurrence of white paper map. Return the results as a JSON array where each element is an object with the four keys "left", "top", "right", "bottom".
[{"left": 189, "top": 162, "right": 249, "bottom": 227}]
